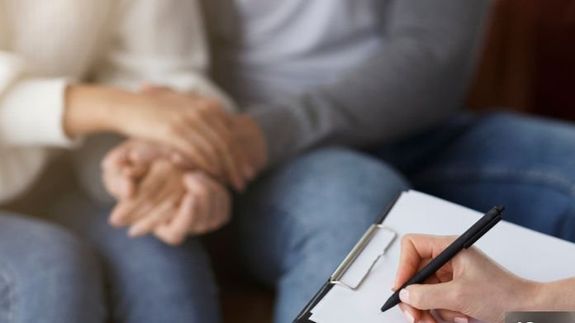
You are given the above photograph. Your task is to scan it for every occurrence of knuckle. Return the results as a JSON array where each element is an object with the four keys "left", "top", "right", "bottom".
[
  {"left": 187, "top": 109, "right": 201, "bottom": 120},
  {"left": 409, "top": 289, "right": 424, "bottom": 307},
  {"left": 163, "top": 122, "right": 181, "bottom": 137},
  {"left": 447, "top": 284, "right": 466, "bottom": 307},
  {"left": 202, "top": 98, "right": 221, "bottom": 110},
  {"left": 164, "top": 234, "right": 183, "bottom": 246}
]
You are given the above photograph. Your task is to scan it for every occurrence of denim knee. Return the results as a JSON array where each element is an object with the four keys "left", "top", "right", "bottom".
[
  {"left": 0, "top": 213, "right": 105, "bottom": 323},
  {"left": 237, "top": 147, "right": 409, "bottom": 280},
  {"left": 257, "top": 146, "right": 409, "bottom": 227},
  {"left": 412, "top": 112, "right": 575, "bottom": 242}
]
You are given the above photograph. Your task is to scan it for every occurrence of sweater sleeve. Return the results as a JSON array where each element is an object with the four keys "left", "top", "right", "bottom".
[
  {"left": 0, "top": 52, "right": 73, "bottom": 147},
  {"left": 248, "top": 0, "right": 492, "bottom": 164},
  {"left": 94, "top": 0, "right": 235, "bottom": 112}
]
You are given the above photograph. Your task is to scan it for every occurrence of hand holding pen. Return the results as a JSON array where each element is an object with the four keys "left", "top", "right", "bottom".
[{"left": 390, "top": 234, "right": 540, "bottom": 323}]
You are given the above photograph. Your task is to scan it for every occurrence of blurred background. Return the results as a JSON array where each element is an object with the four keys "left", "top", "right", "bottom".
[
  {"left": 5, "top": 0, "right": 575, "bottom": 322},
  {"left": 469, "top": 0, "right": 575, "bottom": 120}
]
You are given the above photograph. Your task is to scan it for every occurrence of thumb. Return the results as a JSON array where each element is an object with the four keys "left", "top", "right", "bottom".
[{"left": 400, "top": 282, "right": 459, "bottom": 311}]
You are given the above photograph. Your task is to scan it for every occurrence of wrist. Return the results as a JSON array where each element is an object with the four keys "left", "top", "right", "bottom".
[
  {"left": 526, "top": 279, "right": 575, "bottom": 311},
  {"left": 236, "top": 114, "right": 269, "bottom": 172},
  {"left": 510, "top": 278, "right": 563, "bottom": 312},
  {"left": 64, "top": 85, "right": 143, "bottom": 137}
]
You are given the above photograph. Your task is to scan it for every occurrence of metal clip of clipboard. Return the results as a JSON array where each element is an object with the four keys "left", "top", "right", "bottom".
[{"left": 330, "top": 224, "right": 397, "bottom": 290}]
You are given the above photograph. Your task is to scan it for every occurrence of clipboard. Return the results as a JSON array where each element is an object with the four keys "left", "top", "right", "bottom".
[
  {"left": 294, "top": 193, "right": 402, "bottom": 323},
  {"left": 295, "top": 190, "right": 575, "bottom": 323}
]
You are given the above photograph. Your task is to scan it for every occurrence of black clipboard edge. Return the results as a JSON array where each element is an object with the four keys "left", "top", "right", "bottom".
[{"left": 293, "top": 191, "right": 405, "bottom": 323}]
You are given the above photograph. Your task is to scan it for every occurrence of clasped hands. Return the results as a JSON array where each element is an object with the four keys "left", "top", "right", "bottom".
[{"left": 101, "top": 87, "right": 267, "bottom": 246}]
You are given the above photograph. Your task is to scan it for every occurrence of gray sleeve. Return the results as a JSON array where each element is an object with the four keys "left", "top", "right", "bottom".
[{"left": 248, "top": 0, "right": 492, "bottom": 164}]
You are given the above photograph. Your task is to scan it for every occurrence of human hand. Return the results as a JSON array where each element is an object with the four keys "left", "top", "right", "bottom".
[
  {"left": 153, "top": 171, "right": 231, "bottom": 245},
  {"left": 393, "top": 234, "right": 538, "bottom": 323},
  {"left": 229, "top": 114, "right": 268, "bottom": 180},
  {"left": 108, "top": 159, "right": 185, "bottom": 231},
  {"left": 115, "top": 87, "right": 248, "bottom": 190},
  {"left": 108, "top": 159, "right": 231, "bottom": 245},
  {"left": 102, "top": 139, "right": 176, "bottom": 200},
  {"left": 64, "top": 85, "right": 250, "bottom": 190}
]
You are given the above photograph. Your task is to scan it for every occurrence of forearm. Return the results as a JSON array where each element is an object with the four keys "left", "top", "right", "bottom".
[
  {"left": 63, "top": 85, "right": 145, "bottom": 139},
  {"left": 529, "top": 278, "right": 575, "bottom": 310}
]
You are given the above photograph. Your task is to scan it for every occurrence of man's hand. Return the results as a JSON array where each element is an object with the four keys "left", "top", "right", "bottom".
[
  {"left": 154, "top": 171, "right": 231, "bottom": 246},
  {"left": 108, "top": 158, "right": 232, "bottom": 246},
  {"left": 108, "top": 159, "right": 185, "bottom": 231},
  {"left": 229, "top": 114, "right": 268, "bottom": 180},
  {"left": 102, "top": 139, "right": 175, "bottom": 200},
  {"left": 102, "top": 113, "right": 268, "bottom": 204}
]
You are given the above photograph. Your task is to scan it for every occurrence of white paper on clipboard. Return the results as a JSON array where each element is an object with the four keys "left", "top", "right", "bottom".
[{"left": 309, "top": 190, "right": 575, "bottom": 323}]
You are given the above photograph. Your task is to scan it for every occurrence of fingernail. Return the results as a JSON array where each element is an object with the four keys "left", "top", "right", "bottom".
[
  {"left": 402, "top": 309, "right": 415, "bottom": 323},
  {"left": 454, "top": 317, "right": 468, "bottom": 323},
  {"left": 399, "top": 289, "right": 410, "bottom": 303},
  {"left": 128, "top": 227, "right": 143, "bottom": 238}
]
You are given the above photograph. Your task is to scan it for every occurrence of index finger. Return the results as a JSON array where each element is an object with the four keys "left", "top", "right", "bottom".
[
  {"left": 393, "top": 234, "right": 457, "bottom": 290},
  {"left": 102, "top": 144, "right": 131, "bottom": 171}
]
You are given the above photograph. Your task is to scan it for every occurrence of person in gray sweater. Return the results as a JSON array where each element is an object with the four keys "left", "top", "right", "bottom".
[{"left": 65, "top": 0, "right": 575, "bottom": 322}]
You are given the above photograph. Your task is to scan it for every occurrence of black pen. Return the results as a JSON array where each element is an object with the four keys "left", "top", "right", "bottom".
[{"left": 381, "top": 206, "right": 504, "bottom": 312}]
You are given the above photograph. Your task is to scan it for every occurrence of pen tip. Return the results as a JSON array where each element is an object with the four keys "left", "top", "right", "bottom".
[{"left": 380, "top": 298, "right": 395, "bottom": 313}]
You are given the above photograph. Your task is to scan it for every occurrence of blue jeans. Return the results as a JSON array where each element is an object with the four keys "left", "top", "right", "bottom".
[
  {"left": 51, "top": 148, "right": 408, "bottom": 323},
  {"left": 0, "top": 213, "right": 105, "bottom": 323},
  {"left": 53, "top": 112, "right": 575, "bottom": 323},
  {"left": 377, "top": 112, "right": 575, "bottom": 242}
]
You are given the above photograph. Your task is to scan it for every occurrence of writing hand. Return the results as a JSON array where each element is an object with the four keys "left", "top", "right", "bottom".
[{"left": 393, "top": 234, "right": 538, "bottom": 323}]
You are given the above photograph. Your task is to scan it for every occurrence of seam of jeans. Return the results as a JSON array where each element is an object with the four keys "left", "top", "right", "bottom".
[
  {"left": 0, "top": 262, "right": 15, "bottom": 323},
  {"left": 414, "top": 167, "right": 575, "bottom": 198}
]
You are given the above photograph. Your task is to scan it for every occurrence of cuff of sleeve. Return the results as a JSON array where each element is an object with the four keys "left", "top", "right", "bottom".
[
  {"left": 0, "top": 78, "right": 76, "bottom": 147},
  {"left": 247, "top": 105, "right": 302, "bottom": 165}
]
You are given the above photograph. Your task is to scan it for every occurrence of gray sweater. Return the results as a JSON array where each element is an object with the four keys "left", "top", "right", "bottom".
[{"left": 202, "top": 0, "right": 492, "bottom": 164}]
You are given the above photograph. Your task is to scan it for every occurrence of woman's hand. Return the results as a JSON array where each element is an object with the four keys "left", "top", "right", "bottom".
[
  {"left": 393, "top": 234, "right": 539, "bottom": 323},
  {"left": 64, "top": 85, "right": 248, "bottom": 190},
  {"left": 119, "top": 87, "right": 247, "bottom": 189}
]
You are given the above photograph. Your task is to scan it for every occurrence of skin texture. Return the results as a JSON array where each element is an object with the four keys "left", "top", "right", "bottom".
[
  {"left": 393, "top": 234, "right": 575, "bottom": 323},
  {"left": 102, "top": 113, "right": 267, "bottom": 245},
  {"left": 108, "top": 159, "right": 232, "bottom": 246},
  {"left": 64, "top": 84, "right": 249, "bottom": 189}
]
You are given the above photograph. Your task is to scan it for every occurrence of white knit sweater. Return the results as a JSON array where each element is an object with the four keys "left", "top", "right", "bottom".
[{"left": 0, "top": 0, "right": 232, "bottom": 203}]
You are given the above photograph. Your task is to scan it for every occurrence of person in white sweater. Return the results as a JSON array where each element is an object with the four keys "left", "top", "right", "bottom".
[{"left": 0, "top": 1, "right": 258, "bottom": 322}]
